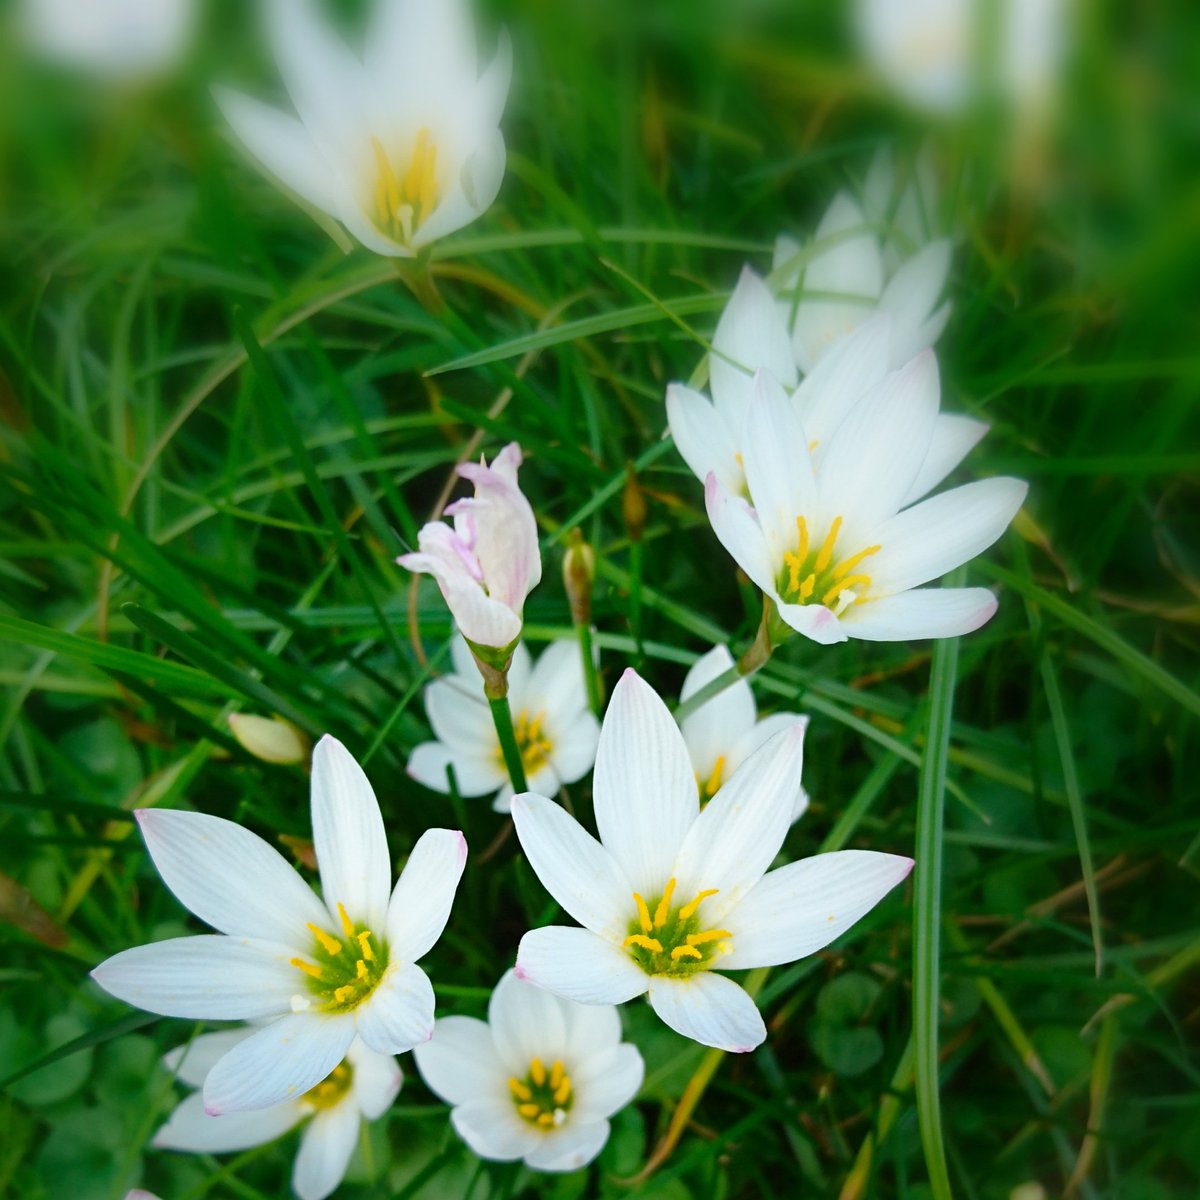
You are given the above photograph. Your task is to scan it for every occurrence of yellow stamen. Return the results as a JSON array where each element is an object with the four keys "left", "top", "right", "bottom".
[
  {"left": 653, "top": 878, "right": 677, "bottom": 929},
  {"left": 678, "top": 888, "right": 719, "bottom": 921},
  {"left": 370, "top": 136, "right": 401, "bottom": 220},
  {"left": 702, "top": 756, "right": 725, "bottom": 798},
  {"left": 671, "top": 945, "right": 702, "bottom": 961},
  {"left": 813, "top": 516, "right": 843, "bottom": 574},
  {"left": 798, "top": 573, "right": 815, "bottom": 601},
  {"left": 833, "top": 543, "right": 882, "bottom": 581},
  {"left": 508, "top": 1078, "right": 532, "bottom": 1101},
  {"left": 686, "top": 929, "right": 733, "bottom": 947},
  {"left": 357, "top": 931, "right": 375, "bottom": 962},
  {"left": 518, "top": 1102, "right": 540, "bottom": 1119},
  {"left": 290, "top": 957, "right": 323, "bottom": 980},
  {"left": 333, "top": 984, "right": 356, "bottom": 1005},
  {"left": 337, "top": 902, "right": 355, "bottom": 938},
  {"left": 530, "top": 1058, "right": 546, "bottom": 1087},
  {"left": 795, "top": 515, "right": 810, "bottom": 563},
  {"left": 307, "top": 923, "right": 341, "bottom": 957},
  {"left": 355, "top": 959, "right": 369, "bottom": 981},
  {"left": 808, "top": 439, "right": 820, "bottom": 453},
  {"left": 402, "top": 128, "right": 437, "bottom": 213},
  {"left": 822, "top": 574, "right": 871, "bottom": 606},
  {"left": 632, "top": 892, "right": 653, "bottom": 934},
  {"left": 549, "top": 1060, "right": 564, "bottom": 1089},
  {"left": 624, "top": 934, "right": 665, "bottom": 953},
  {"left": 554, "top": 1078, "right": 571, "bottom": 1104},
  {"left": 537, "top": 1112, "right": 556, "bottom": 1128}
]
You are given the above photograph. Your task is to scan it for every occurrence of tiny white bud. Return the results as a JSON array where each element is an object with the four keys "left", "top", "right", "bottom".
[{"left": 228, "top": 714, "right": 309, "bottom": 765}]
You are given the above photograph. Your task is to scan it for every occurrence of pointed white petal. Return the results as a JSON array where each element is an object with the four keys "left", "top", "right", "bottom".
[
  {"left": 310, "top": 735, "right": 391, "bottom": 933},
  {"left": 570, "top": 1043, "right": 644, "bottom": 1121},
  {"left": 774, "top": 599, "right": 849, "bottom": 645},
  {"left": 91, "top": 936, "right": 301, "bottom": 1020},
  {"left": 164, "top": 1029, "right": 256, "bottom": 1088},
  {"left": 561, "top": 1001, "right": 622, "bottom": 1061},
  {"left": 678, "top": 645, "right": 755, "bottom": 781},
  {"left": 451, "top": 1098, "right": 541, "bottom": 1161},
  {"left": 400, "top": 549, "right": 522, "bottom": 650},
  {"left": 727, "top": 713, "right": 809, "bottom": 821},
  {"left": 413, "top": 1016, "right": 503, "bottom": 1107},
  {"left": 134, "top": 808, "right": 326, "bottom": 947},
  {"left": 347, "top": 1040, "right": 403, "bottom": 1119},
  {"left": 487, "top": 969, "right": 569, "bottom": 1072},
  {"left": 721, "top": 851, "right": 913, "bottom": 969},
  {"left": 414, "top": 128, "right": 508, "bottom": 248},
  {"left": 153, "top": 1092, "right": 303, "bottom": 1154},
  {"left": 524, "top": 1119, "right": 611, "bottom": 1172},
  {"left": 202, "top": 1012, "right": 356, "bottom": 1114},
  {"left": 704, "top": 475, "right": 777, "bottom": 598},
  {"left": 353, "top": 962, "right": 435, "bottom": 1054},
  {"left": 549, "top": 711, "right": 600, "bottom": 785},
  {"left": 510, "top": 793, "right": 632, "bottom": 938},
  {"left": 646, "top": 973, "right": 765, "bottom": 1053},
  {"left": 901, "top": 413, "right": 990, "bottom": 506},
  {"left": 385, "top": 828, "right": 467, "bottom": 963},
  {"left": 878, "top": 239, "right": 952, "bottom": 359},
  {"left": 423, "top": 675, "right": 492, "bottom": 751},
  {"left": 840, "top": 587, "right": 999, "bottom": 641},
  {"left": 516, "top": 927, "right": 649, "bottom": 1005},
  {"left": 527, "top": 640, "right": 589, "bottom": 722},
  {"left": 407, "top": 742, "right": 505, "bottom": 797},
  {"left": 895, "top": 301, "right": 952, "bottom": 369},
  {"left": 292, "top": 1100, "right": 360, "bottom": 1200},
  {"left": 666, "top": 383, "right": 743, "bottom": 495}
]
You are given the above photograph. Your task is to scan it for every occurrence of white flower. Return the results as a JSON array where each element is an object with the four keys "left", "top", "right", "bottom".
[
  {"left": 20, "top": 0, "right": 195, "bottom": 81},
  {"left": 408, "top": 637, "right": 600, "bottom": 813},
  {"left": 512, "top": 670, "right": 912, "bottom": 1053},
  {"left": 413, "top": 969, "right": 643, "bottom": 1172},
  {"left": 228, "top": 713, "right": 309, "bottom": 765},
  {"left": 398, "top": 443, "right": 541, "bottom": 655},
  {"left": 155, "top": 1031, "right": 402, "bottom": 1200},
  {"left": 91, "top": 735, "right": 466, "bottom": 1114},
  {"left": 705, "top": 359, "right": 1027, "bottom": 645},
  {"left": 215, "top": 0, "right": 510, "bottom": 257},
  {"left": 679, "top": 646, "right": 808, "bottom": 823}
]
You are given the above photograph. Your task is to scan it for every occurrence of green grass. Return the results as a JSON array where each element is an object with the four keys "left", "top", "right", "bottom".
[{"left": 2, "top": 1, "right": 1199, "bottom": 1198}]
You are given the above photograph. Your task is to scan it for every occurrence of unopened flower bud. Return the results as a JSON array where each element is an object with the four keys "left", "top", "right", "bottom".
[
  {"left": 623, "top": 463, "right": 647, "bottom": 543},
  {"left": 228, "top": 714, "right": 309, "bottom": 765},
  {"left": 562, "top": 530, "right": 596, "bottom": 627}
]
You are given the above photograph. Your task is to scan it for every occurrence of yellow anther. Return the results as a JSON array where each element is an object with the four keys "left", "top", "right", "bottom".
[
  {"left": 686, "top": 929, "right": 733, "bottom": 947},
  {"left": 554, "top": 1078, "right": 572, "bottom": 1104},
  {"left": 537, "top": 1111, "right": 556, "bottom": 1128},
  {"left": 653, "top": 878, "right": 677, "bottom": 929},
  {"left": 333, "top": 984, "right": 356, "bottom": 1005},
  {"left": 833, "top": 543, "right": 881, "bottom": 581},
  {"left": 508, "top": 1078, "right": 532, "bottom": 1101},
  {"left": 813, "top": 516, "right": 843, "bottom": 574},
  {"left": 678, "top": 889, "right": 719, "bottom": 921},
  {"left": 795, "top": 515, "right": 810, "bottom": 563},
  {"left": 518, "top": 1102, "right": 540, "bottom": 1119},
  {"left": 735, "top": 451, "right": 744, "bottom": 467},
  {"left": 549, "top": 1060, "right": 564, "bottom": 1089},
  {"left": 822, "top": 574, "right": 871, "bottom": 606},
  {"left": 530, "top": 1058, "right": 546, "bottom": 1087},
  {"left": 798, "top": 573, "right": 815, "bottom": 601},
  {"left": 632, "top": 892, "right": 653, "bottom": 934},
  {"left": 357, "top": 931, "right": 375, "bottom": 962},
  {"left": 808, "top": 439, "right": 820, "bottom": 453},
  {"left": 290, "top": 957, "right": 324, "bottom": 980},
  {"left": 624, "top": 934, "right": 665, "bottom": 953},
  {"left": 370, "top": 136, "right": 401, "bottom": 220},
  {"left": 402, "top": 128, "right": 437, "bottom": 214},
  {"left": 307, "top": 923, "right": 342, "bottom": 957},
  {"left": 671, "top": 945, "right": 702, "bottom": 961},
  {"left": 702, "top": 756, "right": 726, "bottom": 798},
  {"left": 337, "top": 902, "right": 355, "bottom": 938},
  {"left": 355, "top": 959, "right": 369, "bottom": 981}
]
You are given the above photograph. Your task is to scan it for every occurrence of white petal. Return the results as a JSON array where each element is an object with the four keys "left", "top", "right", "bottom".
[
  {"left": 704, "top": 475, "right": 777, "bottom": 598},
  {"left": 400, "top": 548, "right": 522, "bottom": 650},
  {"left": 721, "top": 851, "right": 913, "bottom": 970},
  {"left": 878, "top": 239, "right": 952, "bottom": 364},
  {"left": 347, "top": 1040, "right": 403, "bottom": 1119},
  {"left": 678, "top": 645, "right": 755, "bottom": 781},
  {"left": 527, "top": 640, "right": 589, "bottom": 723},
  {"left": 413, "top": 128, "right": 508, "bottom": 248},
  {"left": 310, "top": 735, "right": 391, "bottom": 933},
  {"left": 202, "top": 1012, "right": 356, "bottom": 1114},
  {"left": 510, "top": 793, "right": 633, "bottom": 938},
  {"left": 646, "top": 973, "right": 765, "bottom": 1053},
  {"left": 666, "top": 383, "right": 743, "bottom": 495},
  {"left": 451, "top": 1098, "right": 541, "bottom": 1161},
  {"left": 516, "top": 927, "right": 649, "bottom": 1006},
  {"left": 353, "top": 962, "right": 435, "bottom": 1054},
  {"left": 591, "top": 669, "right": 699, "bottom": 897},
  {"left": 671, "top": 721, "right": 806, "bottom": 924},
  {"left": 867, "top": 477, "right": 1028, "bottom": 595},
  {"left": 385, "top": 828, "right": 467, "bottom": 963},
  {"left": 726, "top": 713, "right": 809, "bottom": 820},
  {"left": 407, "top": 742, "right": 505, "bottom": 797},
  {"left": 901, "top": 413, "right": 990, "bottom": 506},
  {"left": 153, "top": 1092, "right": 303, "bottom": 1154},
  {"left": 134, "top": 809, "right": 325, "bottom": 948},
  {"left": 550, "top": 711, "right": 601, "bottom": 785},
  {"left": 91, "top": 936, "right": 302, "bottom": 1020},
  {"left": 164, "top": 1029, "right": 256, "bottom": 1088},
  {"left": 775, "top": 599, "right": 848, "bottom": 645},
  {"left": 423, "top": 675, "right": 492, "bottom": 751},
  {"left": 840, "top": 587, "right": 999, "bottom": 641},
  {"left": 570, "top": 1043, "right": 644, "bottom": 1121},
  {"left": 487, "top": 969, "right": 569, "bottom": 1072},
  {"left": 561, "top": 1001, "right": 622, "bottom": 1061},
  {"left": 524, "top": 1119, "right": 611, "bottom": 1172},
  {"left": 292, "top": 1100, "right": 360, "bottom": 1200},
  {"left": 413, "top": 1015, "right": 503, "bottom": 1107}
]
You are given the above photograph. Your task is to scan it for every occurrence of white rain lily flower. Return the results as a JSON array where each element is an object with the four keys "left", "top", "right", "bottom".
[
  {"left": 861, "top": 143, "right": 941, "bottom": 277},
  {"left": 408, "top": 637, "right": 600, "bottom": 812},
  {"left": 399, "top": 443, "right": 541, "bottom": 658},
  {"left": 414, "top": 969, "right": 643, "bottom": 1171},
  {"left": 512, "top": 670, "right": 912, "bottom": 1053},
  {"left": 156, "top": 1031, "right": 402, "bottom": 1200},
  {"left": 20, "top": 0, "right": 195, "bottom": 81},
  {"left": 215, "top": 0, "right": 510, "bottom": 257},
  {"left": 91, "top": 735, "right": 466, "bottom": 1114},
  {"left": 679, "top": 646, "right": 809, "bottom": 822},
  {"left": 705, "top": 358, "right": 1028, "bottom": 645},
  {"left": 775, "top": 191, "right": 952, "bottom": 373}
]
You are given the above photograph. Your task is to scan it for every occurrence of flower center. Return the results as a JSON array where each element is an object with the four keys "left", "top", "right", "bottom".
[
  {"left": 696, "top": 756, "right": 726, "bottom": 802},
  {"left": 508, "top": 1057, "right": 573, "bottom": 1130},
  {"left": 499, "top": 709, "right": 553, "bottom": 777},
  {"left": 369, "top": 127, "right": 439, "bottom": 245},
  {"left": 301, "top": 1060, "right": 353, "bottom": 1111},
  {"left": 779, "top": 514, "right": 880, "bottom": 615},
  {"left": 622, "top": 877, "right": 732, "bottom": 977},
  {"left": 290, "top": 902, "right": 388, "bottom": 1013}
]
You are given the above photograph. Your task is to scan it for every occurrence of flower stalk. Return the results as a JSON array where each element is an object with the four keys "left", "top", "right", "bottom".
[{"left": 487, "top": 693, "right": 528, "bottom": 795}]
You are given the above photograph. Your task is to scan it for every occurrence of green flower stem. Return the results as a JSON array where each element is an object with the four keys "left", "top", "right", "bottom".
[
  {"left": 488, "top": 693, "right": 528, "bottom": 794},
  {"left": 672, "top": 606, "right": 775, "bottom": 725},
  {"left": 577, "top": 623, "right": 604, "bottom": 716}
]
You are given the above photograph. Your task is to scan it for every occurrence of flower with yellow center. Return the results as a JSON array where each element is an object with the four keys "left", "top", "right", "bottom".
[
  {"left": 705, "top": 360, "right": 1027, "bottom": 644},
  {"left": 214, "top": 0, "right": 511, "bottom": 257},
  {"left": 91, "top": 735, "right": 467, "bottom": 1114},
  {"left": 155, "top": 1031, "right": 401, "bottom": 1200},
  {"left": 512, "top": 670, "right": 913, "bottom": 1053},
  {"left": 414, "top": 970, "right": 643, "bottom": 1172},
  {"left": 409, "top": 637, "right": 599, "bottom": 813}
]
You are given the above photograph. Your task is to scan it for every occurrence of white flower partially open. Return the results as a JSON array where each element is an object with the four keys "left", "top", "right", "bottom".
[
  {"left": 408, "top": 637, "right": 599, "bottom": 812},
  {"left": 414, "top": 969, "right": 643, "bottom": 1172},
  {"left": 399, "top": 443, "right": 541, "bottom": 655},
  {"left": 215, "top": 0, "right": 510, "bottom": 256},
  {"left": 679, "top": 645, "right": 809, "bottom": 823},
  {"left": 155, "top": 1031, "right": 402, "bottom": 1200},
  {"left": 512, "top": 670, "right": 912, "bottom": 1053},
  {"left": 705, "top": 359, "right": 1027, "bottom": 645},
  {"left": 91, "top": 735, "right": 466, "bottom": 1114}
]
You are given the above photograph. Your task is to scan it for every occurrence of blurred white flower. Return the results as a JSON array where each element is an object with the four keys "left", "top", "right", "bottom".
[
  {"left": 216, "top": 0, "right": 510, "bottom": 256},
  {"left": 414, "top": 969, "right": 643, "bottom": 1172},
  {"left": 408, "top": 637, "right": 600, "bottom": 812},
  {"left": 156, "top": 1032, "right": 401, "bottom": 1200},
  {"left": 513, "top": 670, "right": 912, "bottom": 1052},
  {"left": 20, "top": 0, "right": 195, "bottom": 81},
  {"left": 91, "top": 735, "right": 466, "bottom": 1114},
  {"left": 228, "top": 713, "right": 309, "bottom": 765},
  {"left": 678, "top": 645, "right": 809, "bottom": 822},
  {"left": 705, "top": 359, "right": 1027, "bottom": 645},
  {"left": 399, "top": 443, "right": 541, "bottom": 658}
]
